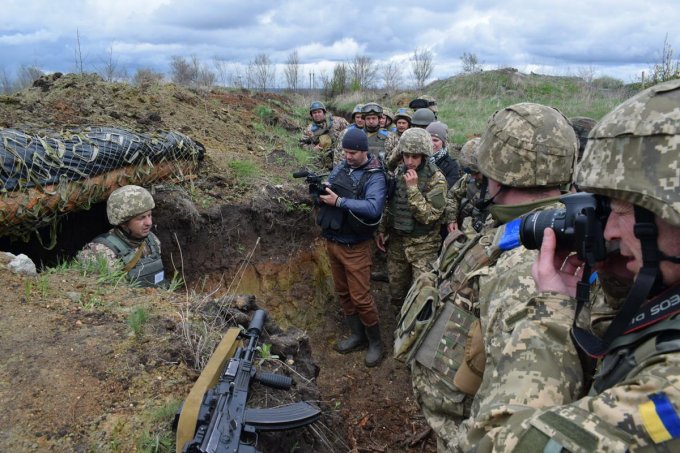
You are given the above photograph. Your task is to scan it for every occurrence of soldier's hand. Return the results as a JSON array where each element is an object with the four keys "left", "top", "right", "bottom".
[
  {"left": 532, "top": 228, "right": 583, "bottom": 298},
  {"left": 319, "top": 187, "right": 339, "bottom": 206},
  {"left": 375, "top": 233, "right": 388, "bottom": 252},
  {"left": 404, "top": 169, "right": 418, "bottom": 187}
]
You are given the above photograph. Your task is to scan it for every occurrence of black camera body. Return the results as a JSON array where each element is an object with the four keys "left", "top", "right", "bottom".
[
  {"left": 519, "top": 192, "right": 610, "bottom": 264},
  {"left": 293, "top": 170, "right": 329, "bottom": 198}
]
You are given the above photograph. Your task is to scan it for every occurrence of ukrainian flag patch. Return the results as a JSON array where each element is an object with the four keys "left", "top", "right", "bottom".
[{"left": 640, "top": 392, "right": 680, "bottom": 443}]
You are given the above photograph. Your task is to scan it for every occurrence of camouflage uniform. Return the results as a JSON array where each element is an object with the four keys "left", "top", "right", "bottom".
[
  {"left": 379, "top": 128, "right": 447, "bottom": 304},
  {"left": 301, "top": 102, "right": 348, "bottom": 169},
  {"left": 332, "top": 104, "right": 364, "bottom": 167},
  {"left": 77, "top": 185, "right": 165, "bottom": 287},
  {"left": 409, "top": 103, "right": 578, "bottom": 452},
  {"left": 463, "top": 80, "right": 680, "bottom": 452}
]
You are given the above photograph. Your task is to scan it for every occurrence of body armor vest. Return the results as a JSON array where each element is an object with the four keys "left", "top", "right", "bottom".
[
  {"left": 391, "top": 160, "right": 439, "bottom": 236},
  {"left": 366, "top": 129, "right": 390, "bottom": 160},
  {"left": 94, "top": 232, "right": 165, "bottom": 287}
]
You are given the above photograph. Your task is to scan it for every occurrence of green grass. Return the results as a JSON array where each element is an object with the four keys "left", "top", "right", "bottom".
[
  {"left": 228, "top": 159, "right": 260, "bottom": 183},
  {"left": 136, "top": 399, "right": 182, "bottom": 453},
  {"left": 127, "top": 307, "right": 150, "bottom": 337}
]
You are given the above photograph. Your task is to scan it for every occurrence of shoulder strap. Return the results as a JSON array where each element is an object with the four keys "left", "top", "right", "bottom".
[{"left": 123, "top": 244, "right": 145, "bottom": 272}]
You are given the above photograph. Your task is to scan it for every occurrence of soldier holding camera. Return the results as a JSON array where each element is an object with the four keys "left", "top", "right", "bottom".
[
  {"left": 462, "top": 80, "right": 680, "bottom": 452},
  {"left": 316, "top": 127, "right": 387, "bottom": 367},
  {"left": 406, "top": 103, "right": 579, "bottom": 451}
]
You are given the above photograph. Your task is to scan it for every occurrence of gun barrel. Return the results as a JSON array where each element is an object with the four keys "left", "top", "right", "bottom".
[{"left": 292, "top": 170, "right": 310, "bottom": 178}]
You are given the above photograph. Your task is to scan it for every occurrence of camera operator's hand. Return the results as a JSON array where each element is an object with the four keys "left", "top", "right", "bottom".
[
  {"left": 404, "top": 169, "right": 418, "bottom": 187},
  {"left": 532, "top": 228, "right": 584, "bottom": 298},
  {"left": 375, "top": 233, "right": 388, "bottom": 252},
  {"left": 319, "top": 187, "right": 340, "bottom": 207}
]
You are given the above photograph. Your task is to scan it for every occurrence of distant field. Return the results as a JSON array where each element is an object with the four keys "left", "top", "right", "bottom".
[{"left": 332, "top": 68, "right": 634, "bottom": 145}]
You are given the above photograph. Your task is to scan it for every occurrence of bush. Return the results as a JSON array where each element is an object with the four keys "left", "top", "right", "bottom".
[{"left": 592, "top": 76, "right": 624, "bottom": 90}]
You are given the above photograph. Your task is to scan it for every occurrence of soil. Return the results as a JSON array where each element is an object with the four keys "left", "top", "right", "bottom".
[{"left": 0, "top": 74, "right": 435, "bottom": 452}]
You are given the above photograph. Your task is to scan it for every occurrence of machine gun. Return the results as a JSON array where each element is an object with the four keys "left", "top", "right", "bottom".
[
  {"left": 175, "top": 310, "right": 321, "bottom": 453},
  {"left": 293, "top": 169, "right": 330, "bottom": 198}
]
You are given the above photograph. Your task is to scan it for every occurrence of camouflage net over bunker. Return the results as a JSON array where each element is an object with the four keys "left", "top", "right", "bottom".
[{"left": 0, "top": 126, "right": 204, "bottom": 245}]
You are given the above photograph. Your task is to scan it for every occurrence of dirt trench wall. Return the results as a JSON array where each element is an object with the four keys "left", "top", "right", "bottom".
[{"left": 153, "top": 187, "right": 336, "bottom": 330}]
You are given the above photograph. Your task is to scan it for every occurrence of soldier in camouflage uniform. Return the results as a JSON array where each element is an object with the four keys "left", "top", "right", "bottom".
[
  {"left": 406, "top": 103, "right": 578, "bottom": 452},
  {"left": 463, "top": 79, "right": 680, "bottom": 453},
  {"left": 78, "top": 185, "right": 165, "bottom": 288},
  {"left": 361, "top": 102, "right": 398, "bottom": 165},
  {"left": 300, "top": 101, "right": 348, "bottom": 169},
  {"left": 380, "top": 107, "right": 397, "bottom": 134},
  {"left": 443, "top": 137, "right": 491, "bottom": 234},
  {"left": 394, "top": 107, "right": 413, "bottom": 137},
  {"left": 332, "top": 104, "right": 364, "bottom": 168},
  {"left": 376, "top": 128, "right": 447, "bottom": 307}
]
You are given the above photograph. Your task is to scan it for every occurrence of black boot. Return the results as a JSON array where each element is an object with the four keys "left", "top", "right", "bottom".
[
  {"left": 335, "top": 314, "right": 368, "bottom": 354},
  {"left": 364, "top": 323, "right": 384, "bottom": 367}
]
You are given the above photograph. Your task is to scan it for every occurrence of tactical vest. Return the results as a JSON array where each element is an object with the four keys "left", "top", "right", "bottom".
[
  {"left": 390, "top": 160, "right": 440, "bottom": 236},
  {"left": 317, "top": 159, "right": 384, "bottom": 237},
  {"left": 93, "top": 232, "right": 165, "bottom": 288},
  {"left": 366, "top": 129, "right": 390, "bottom": 160}
]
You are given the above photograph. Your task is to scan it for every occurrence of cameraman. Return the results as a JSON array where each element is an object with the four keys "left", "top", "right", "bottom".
[
  {"left": 463, "top": 80, "right": 680, "bottom": 451},
  {"left": 317, "top": 128, "right": 387, "bottom": 367}
]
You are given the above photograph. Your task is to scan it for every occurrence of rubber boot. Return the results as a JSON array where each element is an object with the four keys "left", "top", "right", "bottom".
[
  {"left": 364, "top": 323, "right": 384, "bottom": 367},
  {"left": 335, "top": 314, "right": 368, "bottom": 354}
]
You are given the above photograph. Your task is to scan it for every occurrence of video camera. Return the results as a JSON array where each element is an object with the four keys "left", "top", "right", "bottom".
[
  {"left": 293, "top": 169, "right": 329, "bottom": 198},
  {"left": 519, "top": 192, "right": 610, "bottom": 264}
]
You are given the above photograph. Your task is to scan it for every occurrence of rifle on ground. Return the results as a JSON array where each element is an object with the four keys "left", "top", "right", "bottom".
[{"left": 175, "top": 309, "right": 321, "bottom": 453}]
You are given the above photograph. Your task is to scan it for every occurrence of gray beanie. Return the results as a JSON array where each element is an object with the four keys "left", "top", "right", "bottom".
[
  {"left": 341, "top": 127, "right": 369, "bottom": 151},
  {"left": 426, "top": 121, "right": 448, "bottom": 145}
]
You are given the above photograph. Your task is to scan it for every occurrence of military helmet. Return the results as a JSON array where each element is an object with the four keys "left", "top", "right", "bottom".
[
  {"left": 107, "top": 185, "right": 155, "bottom": 226},
  {"left": 398, "top": 128, "right": 433, "bottom": 157},
  {"left": 382, "top": 107, "right": 395, "bottom": 123},
  {"left": 394, "top": 107, "right": 413, "bottom": 123},
  {"left": 351, "top": 103, "right": 364, "bottom": 120},
  {"left": 309, "top": 101, "right": 326, "bottom": 115},
  {"left": 459, "top": 137, "right": 481, "bottom": 173},
  {"left": 361, "top": 102, "right": 383, "bottom": 116},
  {"left": 575, "top": 79, "right": 680, "bottom": 226},
  {"left": 411, "top": 108, "right": 436, "bottom": 127},
  {"left": 409, "top": 95, "right": 438, "bottom": 113},
  {"left": 477, "top": 102, "right": 577, "bottom": 188}
]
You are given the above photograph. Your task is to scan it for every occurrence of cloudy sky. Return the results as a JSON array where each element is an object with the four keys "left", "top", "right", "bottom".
[{"left": 1, "top": 0, "right": 678, "bottom": 86}]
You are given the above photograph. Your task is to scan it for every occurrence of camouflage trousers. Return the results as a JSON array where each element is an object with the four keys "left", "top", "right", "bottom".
[
  {"left": 386, "top": 231, "right": 440, "bottom": 303},
  {"left": 411, "top": 361, "right": 473, "bottom": 453}
]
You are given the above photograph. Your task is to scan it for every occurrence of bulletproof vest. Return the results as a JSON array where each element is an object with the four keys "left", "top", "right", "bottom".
[
  {"left": 316, "top": 158, "right": 384, "bottom": 237},
  {"left": 94, "top": 231, "right": 165, "bottom": 288},
  {"left": 310, "top": 115, "right": 334, "bottom": 142},
  {"left": 366, "top": 129, "right": 390, "bottom": 160},
  {"left": 434, "top": 152, "right": 461, "bottom": 188},
  {"left": 390, "top": 160, "right": 439, "bottom": 236}
]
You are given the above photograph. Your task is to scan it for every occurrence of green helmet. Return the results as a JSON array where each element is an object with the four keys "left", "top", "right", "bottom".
[
  {"left": 398, "top": 128, "right": 433, "bottom": 157},
  {"left": 361, "top": 102, "right": 383, "bottom": 116},
  {"left": 411, "top": 108, "right": 436, "bottom": 127},
  {"left": 477, "top": 102, "right": 577, "bottom": 188},
  {"left": 107, "top": 185, "right": 155, "bottom": 226},
  {"left": 351, "top": 103, "right": 364, "bottom": 120},
  {"left": 394, "top": 107, "right": 413, "bottom": 123},
  {"left": 575, "top": 79, "right": 680, "bottom": 226},
  {"left": 309, "top": 101, "right": 326, "bottom": 115},
  {"left": 382, "top": 107, "right": 394, "bottom": 123},
  {"left": 459, "top": 137, "right": 481, "bottom": 173}
]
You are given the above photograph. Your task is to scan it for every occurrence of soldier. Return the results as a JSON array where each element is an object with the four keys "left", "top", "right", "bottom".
[
  {"left": 361, "top": 102, "right": 398, "bottom": 164},
  {"left": 394, "top": 107, "right": 413, "bottom": 137},
  {"left": 300, "top": 101, "right": 348, "bottom": 169},
  {"left": 443, "top": 137, "right": 490, "bottom": 234},
  {"left": 426, "top": 121, "right": 461, "bottom": 188},
  {"left": 349, "top": 103, "right": 365, "bottom": 130},
  {"left": 317, "top": 128, "right": 387, "bottom": 367},
  {"left": 376, "top": 128, "right": 447, "bottom": 307},
  {"left": 332, "top": 104, "right": 365, "bottom": 168},
  {"left": 409, "top": 95, "right": 438, "bottom": 119},
  {"left": 463, "top": 79, "right": 680, "bottom": 452},
  {"left": 78, "top": 185, "right": 166, "bottom": 287},
  {"left": 403, "top": 103, "right": 578, "bottom": 451},
  {"left": 569, "top": 116, "right": 596, "bottom": 162},
  {"left": 381, "top": 107, "right": 397, "bottom": 133}
]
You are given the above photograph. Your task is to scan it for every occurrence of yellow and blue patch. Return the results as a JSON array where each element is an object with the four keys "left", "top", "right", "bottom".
[{"left": 640, "top": 392, "right": 680, "bottom": 443}]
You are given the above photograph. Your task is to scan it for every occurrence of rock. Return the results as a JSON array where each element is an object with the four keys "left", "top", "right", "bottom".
[{"left": 4, "top": 252, "right": 37, "bottom": 276}]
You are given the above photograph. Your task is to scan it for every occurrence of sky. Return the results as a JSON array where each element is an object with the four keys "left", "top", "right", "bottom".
[{"left": 1, "top": 0, "right": 678, "bottom": 87}]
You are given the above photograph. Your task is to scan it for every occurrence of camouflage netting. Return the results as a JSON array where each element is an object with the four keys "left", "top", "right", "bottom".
[{"left": 0, "top": 126, "right": 204, "bottom": 244}]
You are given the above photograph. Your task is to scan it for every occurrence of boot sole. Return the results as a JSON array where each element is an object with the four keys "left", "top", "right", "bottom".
[{"left": 334, "top": 343, "right": 368, "bottom": 354}]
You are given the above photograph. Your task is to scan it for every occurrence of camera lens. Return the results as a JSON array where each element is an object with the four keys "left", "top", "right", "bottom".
[{"left": 519, "top": 209, "right": 567, "bottom": 250}]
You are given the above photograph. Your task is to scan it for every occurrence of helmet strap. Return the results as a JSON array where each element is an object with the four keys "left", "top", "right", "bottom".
[{"left": 571, "top": 206, "right": 664, "bottom": 357}]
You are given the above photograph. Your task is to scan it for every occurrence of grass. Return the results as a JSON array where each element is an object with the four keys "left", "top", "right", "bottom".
[
  {"left": 128, "top": 307, "right": 150, "bottom": 337},
  {"left": 136, "top": 399, "right": 182, "bottom": 453},
  {"left": 228, "top": 159, "right": 260, "bottom": 184}
]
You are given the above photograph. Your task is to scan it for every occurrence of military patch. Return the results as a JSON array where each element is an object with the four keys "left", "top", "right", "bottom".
[
  {"left": 640, "top": 392, "right": 680, "bottom": 443},
  {"left": 497, "top": 217, "right": 521, "bottom": 251}
]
